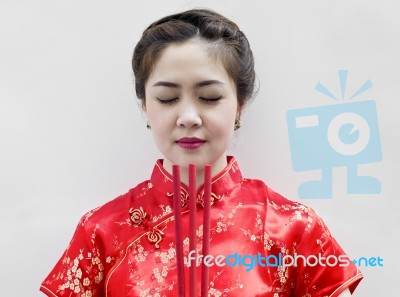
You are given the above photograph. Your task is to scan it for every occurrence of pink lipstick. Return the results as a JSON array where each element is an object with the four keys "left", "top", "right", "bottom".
[{"left": 175, "top": 137, "right": 206, "bottom": 149}]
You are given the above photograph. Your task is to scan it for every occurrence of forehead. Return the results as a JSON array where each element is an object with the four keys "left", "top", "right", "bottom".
[{"left": 146, "top": 39, "right": 233, "bottom": 85}]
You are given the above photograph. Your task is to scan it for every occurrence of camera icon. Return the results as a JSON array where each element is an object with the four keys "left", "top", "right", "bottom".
[{"left": 286, "top": 100, "right": 382, "bottom": 198}]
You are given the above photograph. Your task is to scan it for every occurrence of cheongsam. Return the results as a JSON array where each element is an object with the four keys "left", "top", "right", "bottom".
[{"left": 41, "top": 156, "right": 362, "bottom": 297}]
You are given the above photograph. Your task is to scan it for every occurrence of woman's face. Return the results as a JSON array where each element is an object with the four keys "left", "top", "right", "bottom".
[{"left": 144, "top": 39, "right": 239, "bottom": 174}]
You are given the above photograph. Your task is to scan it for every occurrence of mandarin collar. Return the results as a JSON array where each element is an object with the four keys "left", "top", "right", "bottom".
[{"left": 149, "top": 156, "right": 243, "bottom": 207}]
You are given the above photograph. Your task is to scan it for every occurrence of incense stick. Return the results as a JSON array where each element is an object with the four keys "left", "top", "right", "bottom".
[
  {"left": 201, "top": 165, "right": 211, "bottom": 297},
  {"left": 172, "top": 165, "right": 185, "bottom": 297},
  {"left": 188, "top": 164, "right": 197, "bottom": 297}
]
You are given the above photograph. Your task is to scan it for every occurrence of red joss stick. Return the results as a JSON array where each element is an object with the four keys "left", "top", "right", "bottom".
[
  {"left": 188, "top": 164, "right": 197, "bottom": 297},
  {"left": 172, "top": 165, "right": 185, "bottom": 297},
  {"left": 201, "top": 165, "right": 212, "bottom": 297}
]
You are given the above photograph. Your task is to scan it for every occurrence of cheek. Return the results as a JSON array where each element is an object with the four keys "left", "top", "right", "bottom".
[
  {"left": 208, "top": 114, "right": 235, "bottom": 137},
  {"left": 146, "top": 103, "right": 166, "bottom": 124},
  {"left": 148, "top": 109, "right": 175, "bottom": 136}
]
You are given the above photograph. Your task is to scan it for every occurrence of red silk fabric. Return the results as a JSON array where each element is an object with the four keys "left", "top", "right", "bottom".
[{"left": 41, "top": 157, "right": 362, "bottom": 297}]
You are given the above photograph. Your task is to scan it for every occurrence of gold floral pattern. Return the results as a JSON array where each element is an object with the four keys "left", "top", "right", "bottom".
[
  {"left": 197, "top": 190, "right": 223, "bottom": 207},
  {"left": 146, "top": 227, "right": 165, "bottom": 248},
  {"left": 166, "top": 188, "right": 189, "bottom": 207},
  {"left": 166, "top": 189, "right": 223, "bottom": 208},
  {"left": 41, "top": 157, "right": 362, "bottom": 297},
  {"left": 41, "top": 246, "right": 104, "bottom": 297},
  {"left": 129, "top": 207, "right": 147, "bottom": 227}
]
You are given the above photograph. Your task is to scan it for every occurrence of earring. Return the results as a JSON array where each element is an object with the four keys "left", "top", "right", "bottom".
[
  {"left": 234, "top": 119, "right": 241, "bottom": 131},
  {"left": 146, "top": 122, "right": 151, "bottom": 129}
]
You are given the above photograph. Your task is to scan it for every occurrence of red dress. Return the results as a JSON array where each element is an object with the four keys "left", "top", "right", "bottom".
[{"left": 40, "top": 157, "right": 362, "bottom": 297}]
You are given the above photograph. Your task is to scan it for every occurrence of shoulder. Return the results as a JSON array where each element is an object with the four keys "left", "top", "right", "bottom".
[
  {"left": 242, "top": 177, "right": 312, "bottom": 212},
  {"left": 265, "top": 184, "right": 316, "bottom": 220},
  {"left": 77, "top": 180, "right": 151, "bottom": 229},
  {"left": 243, "top": 178, "right": 322, "bottom": 241}
]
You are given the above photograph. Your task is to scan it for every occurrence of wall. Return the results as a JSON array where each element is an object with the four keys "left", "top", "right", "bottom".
[{"left": 0, "top": 0, "right": 398, "bottom": 295}]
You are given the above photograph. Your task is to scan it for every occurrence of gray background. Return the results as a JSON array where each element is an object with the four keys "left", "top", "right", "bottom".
[{"left": 1, "top": 0, "right": 398, "bottom": 296}]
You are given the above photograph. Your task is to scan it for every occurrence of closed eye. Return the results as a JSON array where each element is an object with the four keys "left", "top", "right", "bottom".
[
  {"left": 200, "top": 95, "right": 222, "bottom": 104},
  {"left": 156, "top": 97, "right": 178, "bottom": 105}
]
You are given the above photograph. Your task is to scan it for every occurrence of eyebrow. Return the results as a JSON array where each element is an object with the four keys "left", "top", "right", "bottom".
[{"left": 152, "top": 80, "right": 224, "bottom": 88}]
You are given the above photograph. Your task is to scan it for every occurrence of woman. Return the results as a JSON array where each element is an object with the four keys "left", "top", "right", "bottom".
[{"left": 40, "top": 9, "right": 362, "bottom": 297}]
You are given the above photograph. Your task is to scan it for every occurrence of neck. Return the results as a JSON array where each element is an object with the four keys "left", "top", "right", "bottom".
[
  {"left": 163, "top": 156, "right": 228, "bottom": 189},
  {"left": 179, "top": 167, "right": 204, "bottom": 189}
]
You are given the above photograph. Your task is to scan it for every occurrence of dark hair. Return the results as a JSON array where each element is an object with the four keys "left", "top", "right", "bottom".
[{"left": 132, "top": 8, "right": 256, "bottom": 107}]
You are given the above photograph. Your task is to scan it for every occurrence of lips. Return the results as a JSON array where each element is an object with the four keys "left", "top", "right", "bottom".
[{"left": 175, "top": 137, "right": 206, "bottom": 149}]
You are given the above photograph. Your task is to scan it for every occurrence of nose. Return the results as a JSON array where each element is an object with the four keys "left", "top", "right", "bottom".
[{"left": 176, "top": 100, "right": 202, "bottom": 128}]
